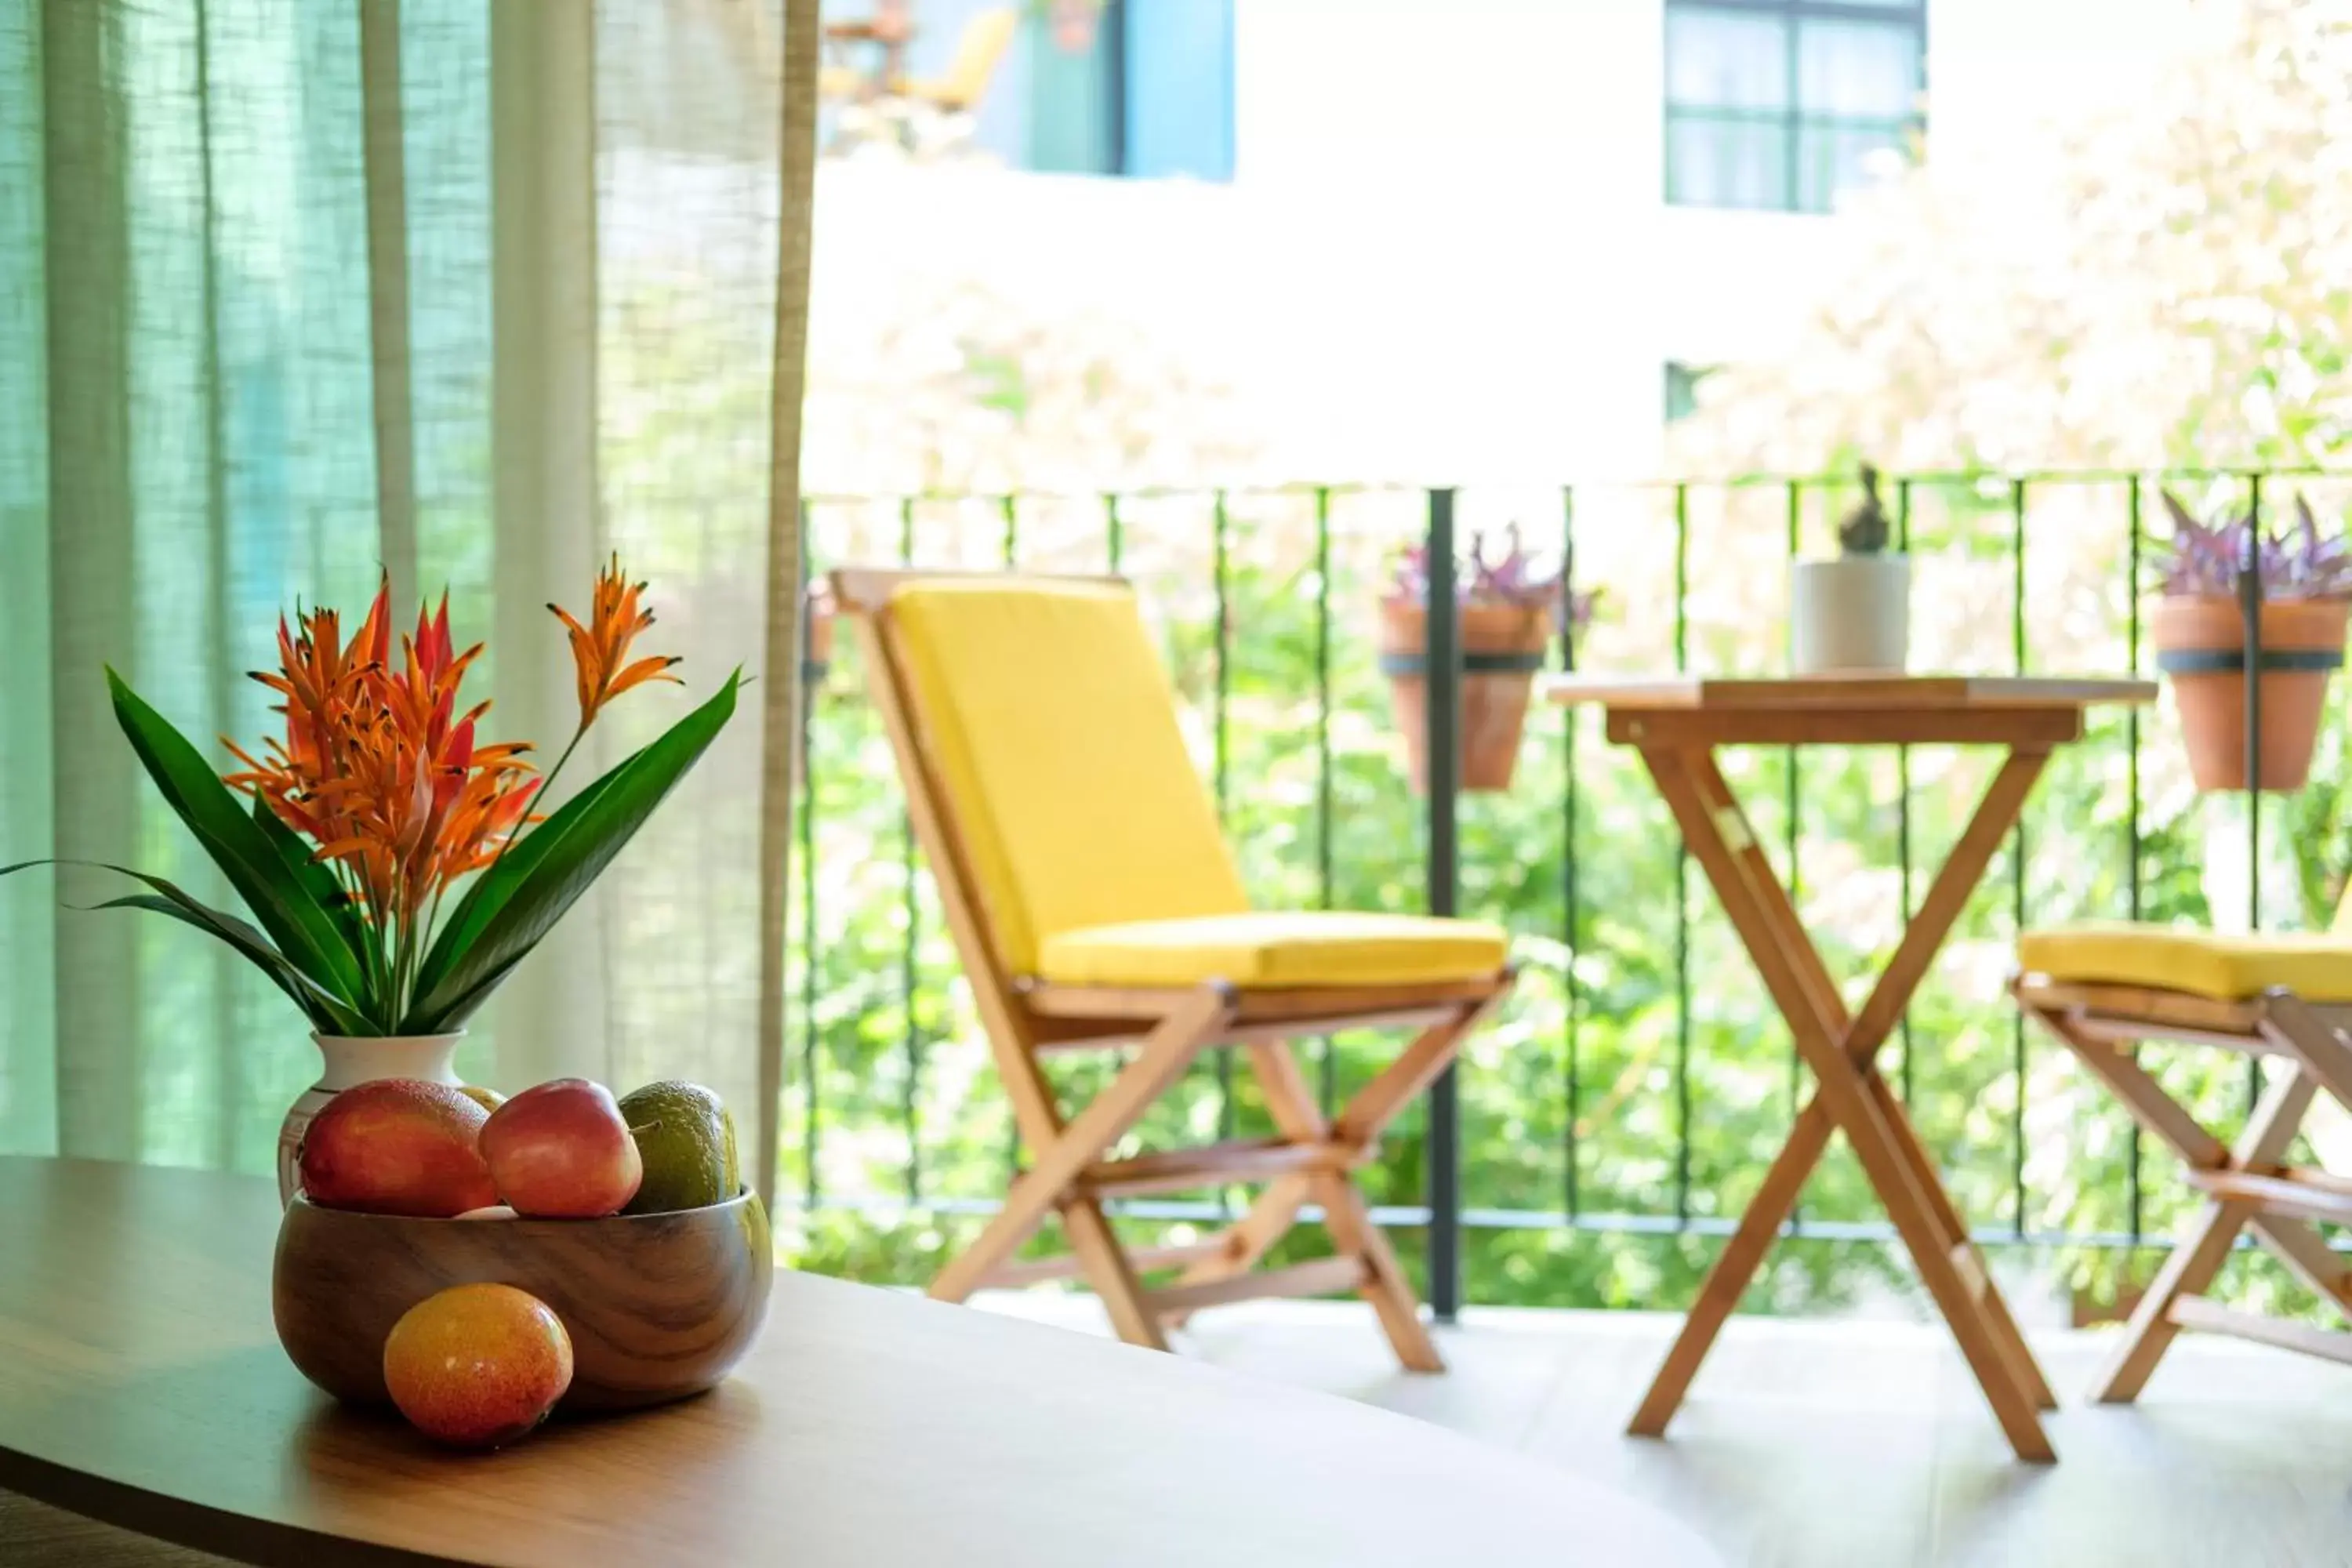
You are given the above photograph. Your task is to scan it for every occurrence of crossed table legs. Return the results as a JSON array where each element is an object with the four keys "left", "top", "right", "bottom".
[{"left": 1626, "top": 743, "right": 2062, "bottom": 1464}]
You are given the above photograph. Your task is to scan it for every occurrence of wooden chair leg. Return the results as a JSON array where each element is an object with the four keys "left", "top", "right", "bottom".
[
  {"left": 2092, "top": 1065, "right": 2318, "bottom": 1403},
  {"left": 2028, "top": 997, "right": 2352, "bottom": 1316},
  {"left": 2092, "top": 1195, "right": 2256, "bottom": 1404},
  {"left": 1319, "top": 997, "right": 1497, "bottom": 1370},
  {"left": 1165, "top": 1040, "right": 1329, "bottom": 1318},
  {"left": 1172, "top": 1176, "right": 1312, "bottom": 1298},
  {"left": 1061, "top": 1197, "right": 1170, "bottom": 1351},
  {"left": 1333, "top": 988, "right": 1510, "bottom": 1150},
  {"left": 1314, "top": 1172, "right": 1443, "bottom": 1373},
  {"left": 1168, "top": 1002, "right": 1494, "bottom": 1370},
  {"left": 931, "top": 985, "right": 1233, "bottom": 1308},
  {"left": 2263, "top": 991, "right": 2352, "bottom": 1112}
]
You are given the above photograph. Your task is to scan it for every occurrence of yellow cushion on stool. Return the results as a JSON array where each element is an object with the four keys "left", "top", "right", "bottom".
[
  {"left": 2016, "top": 923, "right": 2352, "bottom": 1004},
  {"left": 1036, "top": 911, "right": 1510, "bottom": 989}
]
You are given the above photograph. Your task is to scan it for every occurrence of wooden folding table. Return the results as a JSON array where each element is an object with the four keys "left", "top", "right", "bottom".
[{"left": 1547, "top": 675, "right": 2155, "bottom": 1464}]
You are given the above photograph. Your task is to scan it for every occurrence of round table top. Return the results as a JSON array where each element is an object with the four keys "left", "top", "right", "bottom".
[{"left": 0, "top": 1157, "right": 1719, "bottom": 1567}]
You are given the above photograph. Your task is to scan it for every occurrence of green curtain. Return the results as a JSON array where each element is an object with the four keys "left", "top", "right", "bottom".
[{"left": 1, "top": 0, "right": 786, "bottom": 1174}]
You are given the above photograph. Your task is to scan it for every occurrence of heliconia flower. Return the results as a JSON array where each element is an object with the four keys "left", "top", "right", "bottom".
[
  {"left": 222, "top": 574, "right": 537, "bottom": 924},
  {"left": 549, "top": 555, "right": 682, "bottom": 733}
]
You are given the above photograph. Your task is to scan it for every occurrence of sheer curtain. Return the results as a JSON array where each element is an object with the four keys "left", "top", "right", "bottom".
[{"left": 0, "top": 0, "right": 793, "bottom": 1176}]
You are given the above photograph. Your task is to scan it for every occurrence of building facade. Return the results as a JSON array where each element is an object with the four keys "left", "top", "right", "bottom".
[{"left": 808, "top": 0, "right": 2206, "bottom": 486}]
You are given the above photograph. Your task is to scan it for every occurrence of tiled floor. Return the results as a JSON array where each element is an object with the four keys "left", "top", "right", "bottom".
[{"left": 975, "top": 1291, "right": 2352, "bottom": 1568}]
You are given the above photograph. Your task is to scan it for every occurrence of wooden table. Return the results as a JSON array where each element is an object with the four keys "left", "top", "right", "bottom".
[
  {"left": 1547, "top": 675, "right": 2157, "bottom": 1465},
  {"left": 0, "top": 1158, "right": 1719, "bottom": 1566}
]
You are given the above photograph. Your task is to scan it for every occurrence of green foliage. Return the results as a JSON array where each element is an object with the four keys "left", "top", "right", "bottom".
[
  {"left": 7, "top": 669, "right": 740, "bottom": 1040},
  {"left": 104, "top": 670, "right": 372, "bottom": 1022},
  {"left": 783, "top": 491, "right": 2352, "bottom": 1320},
  {"left": 406, "top": 673, "right": 742, "bottom": 1032}
]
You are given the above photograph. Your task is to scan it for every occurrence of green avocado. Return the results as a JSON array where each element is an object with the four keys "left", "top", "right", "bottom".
[{"left": 618, "top": 1080, "right": 739, "bottom": 1214}]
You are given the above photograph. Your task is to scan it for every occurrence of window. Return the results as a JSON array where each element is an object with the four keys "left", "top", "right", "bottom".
[
  {"left": 1664, "top": 362, "right": 1711, "bottom": 424},
  {"left": 1028, "top": 0, "right": 1236, "bottom": 181},
  {"left": 1664, "top": 0, "right": 1923, "bottom": 213}
]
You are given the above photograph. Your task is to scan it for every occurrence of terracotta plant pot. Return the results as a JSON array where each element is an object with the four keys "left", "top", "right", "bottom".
[
  {"left": 2151, "top": 594, "right": 2350, "bottom": 793},
  {"left": 1377, "top": 600, "right": 1552, "bottom": 793}
]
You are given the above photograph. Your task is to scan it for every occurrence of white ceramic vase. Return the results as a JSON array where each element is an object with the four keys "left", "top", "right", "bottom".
[
  {"left": 1791, "top": 554, "right": 1911, "bottom": 675},
  {"left": 277, "top": 1032, "right": 466, "bottom": 1207}
]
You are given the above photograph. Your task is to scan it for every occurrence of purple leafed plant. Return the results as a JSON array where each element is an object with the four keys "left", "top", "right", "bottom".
[
  {"left": 2154, "top": 490, "right": 2352, "bottom": 599},
  {"left": 1388, "top": 525, "right": 1598, "bottom": 630}
]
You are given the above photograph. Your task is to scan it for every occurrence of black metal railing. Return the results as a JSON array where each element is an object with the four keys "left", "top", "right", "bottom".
[{"left": 785, "top": 470, "right": 2352, "bottom": 1319}]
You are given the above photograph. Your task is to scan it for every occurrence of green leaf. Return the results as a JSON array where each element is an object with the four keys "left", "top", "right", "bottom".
[
  {"left": 90, "top": 896, "right": 345, "bottom": 1030},
  {"left": 249, "top": 793, "right": 385, "bottom": 1013},
  {"left": 104, "top": 670, "right": 368, "bottom": 1011},
  {"left": 412, "top": 765, "right": 630, "bottom": 992},
  {"left": 401, "top": 672, "right": 739, "bottom": 1032},
  {"left": 3, "top": 858, "right": 368, "bottom": 1033}
]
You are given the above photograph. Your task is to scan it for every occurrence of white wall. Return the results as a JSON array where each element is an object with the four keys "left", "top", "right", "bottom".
[
  {"left": 1220, "top": 0, "right": 2220, "bottom": 477},
  {"left": 1926, "top": 0, "right": 2212, "bottom": 185}
]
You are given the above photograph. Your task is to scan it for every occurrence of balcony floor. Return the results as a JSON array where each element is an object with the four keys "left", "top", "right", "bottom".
[{"left": 974, "top": 1292, "right": 2352, "bottom": 1568}]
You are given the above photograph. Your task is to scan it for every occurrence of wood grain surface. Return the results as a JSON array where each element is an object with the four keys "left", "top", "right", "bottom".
[
  {"left": 1544, "top": 673, "right": 2158, "bottom": 710},
  {"left": 273, "top": 1192, "right": 771, "bottom": 1412},
  {"left": 0, "top": 1158, "right": 1720, "bottom": 1568}
]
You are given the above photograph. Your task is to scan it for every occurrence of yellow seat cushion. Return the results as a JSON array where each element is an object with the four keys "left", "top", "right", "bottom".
[
  {"left": 889, "top": 581, "right": 1248, "bottom": 974},
  {"left": 1036, "top": 912, "right": 1510, "bottom": 990},
  {"left": 2017, "top": 923, "right": 2352, "bottom": 1003}
]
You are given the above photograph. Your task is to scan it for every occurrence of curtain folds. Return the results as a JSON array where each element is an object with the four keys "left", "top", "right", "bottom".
[{"left": 0, "top": 0, "right": 793, "bottom": 1177}]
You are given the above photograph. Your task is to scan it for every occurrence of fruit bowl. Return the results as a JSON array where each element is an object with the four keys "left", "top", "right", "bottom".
[{"left": 273, "top": 1189, "right": 772, "bottom": 1414}]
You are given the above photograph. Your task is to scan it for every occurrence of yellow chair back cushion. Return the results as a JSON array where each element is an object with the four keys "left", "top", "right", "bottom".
[{"left": 888, "top": 580, "right": 1248, "bottom": 974}]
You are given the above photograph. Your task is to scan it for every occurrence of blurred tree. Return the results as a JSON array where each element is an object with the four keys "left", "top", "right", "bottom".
[{"left": 1669, "top": 0, "right": 2352, "bottom": 478}]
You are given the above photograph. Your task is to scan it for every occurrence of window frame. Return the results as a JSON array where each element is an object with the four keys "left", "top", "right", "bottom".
[
  {"left": 1663, "top": 0, "right": 1928, "bottom": 215},
  {"left": 1664, "top": 361, "right": 1712, "bottom": 425}
]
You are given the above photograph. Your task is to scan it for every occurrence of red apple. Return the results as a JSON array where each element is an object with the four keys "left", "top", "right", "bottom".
[
  {"left": 480, "top": 1078, "right": 643, "bottom": 1218},
  {"left": 299, "top": 1080, "right": 497, "bottom": 1218}
]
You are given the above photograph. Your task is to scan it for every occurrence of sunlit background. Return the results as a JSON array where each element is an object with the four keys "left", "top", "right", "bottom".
[{"left": 7, "top": 0, "right": 2352, "bottom": 1332}]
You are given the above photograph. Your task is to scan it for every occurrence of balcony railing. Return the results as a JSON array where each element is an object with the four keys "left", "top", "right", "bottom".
[{"left": 782, "top": 470, "right": 2352, "bottom": 1321}]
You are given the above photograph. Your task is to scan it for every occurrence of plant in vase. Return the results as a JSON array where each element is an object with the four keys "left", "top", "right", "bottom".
[
  {"left": 5, "top": 557, "right": 738, "bottom": 1203},
  {"left": 1377, "top": 527, "right": 1595, "bottom": 793},
  {"left": 2151, "top": 489, "right": 2352, "bottom": 792},
  {"left": 1791, "top": 463, "right": 1911, "bottom": 675}
]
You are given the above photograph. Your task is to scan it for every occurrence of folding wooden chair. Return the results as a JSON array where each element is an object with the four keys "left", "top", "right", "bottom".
[
  {"left": 832, "top": 568, "right": 1515, "bottom": 1370},
  {"left": 2016, "top": 921, "right": 2352, "bottom": 1394}
]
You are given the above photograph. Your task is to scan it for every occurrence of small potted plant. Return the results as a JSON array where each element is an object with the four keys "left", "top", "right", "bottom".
[
  {"left": 1377, "top": 528, "right": 1592, "bottom": 793},
  {"left": 2151, "top": 490, "right": 2352, "bottom": 792},
  {"left": 1791, "top": 464, "right": 1910, "bottom": 675}
]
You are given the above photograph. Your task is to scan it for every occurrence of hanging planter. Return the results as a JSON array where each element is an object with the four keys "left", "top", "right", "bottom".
[
  {"left": 2150, "top": 491, "right": 2352, "bottom": 793},
  {"left": 1377, "top": 529, "right": 1591, "bottom": 793}
]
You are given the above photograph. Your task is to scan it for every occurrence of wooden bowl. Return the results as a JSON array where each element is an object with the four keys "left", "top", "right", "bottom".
[{"left": 273, "top": 1190, "right": 772, "bottom": 1414}]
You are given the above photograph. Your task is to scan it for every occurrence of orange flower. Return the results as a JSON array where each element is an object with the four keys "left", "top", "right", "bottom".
[
  {"left": 223, "top": 577, "right": 538, "bottom": 925},
  {"left": 549, "top": 555, "right": 681, "bottom": 733}
]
